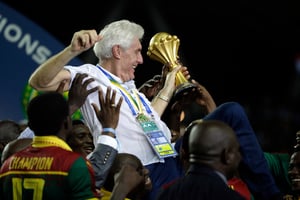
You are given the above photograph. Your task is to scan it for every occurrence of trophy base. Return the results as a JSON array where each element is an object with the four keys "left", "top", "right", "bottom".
[{"left": 173, "top": 82, "right": 198, "bottom": 101}]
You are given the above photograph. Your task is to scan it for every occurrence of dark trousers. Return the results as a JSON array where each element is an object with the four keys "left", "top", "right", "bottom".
[{"left": 145, "top": 157, "right": 182, "bottom": 200}]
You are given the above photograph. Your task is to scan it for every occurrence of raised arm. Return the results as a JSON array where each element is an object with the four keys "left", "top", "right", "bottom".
[
  {"left": 151, "top": 65, "right": 182, "bottom": 116},
  {"left": 89, "top": 87, "right": 123, "bottom": 189},
  {"left": 29, "top": 30, "right": 102, "bottom": 92}
]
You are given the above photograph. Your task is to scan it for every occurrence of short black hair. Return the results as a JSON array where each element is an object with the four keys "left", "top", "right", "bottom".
[{"left": 27, "top": 92, "right": 69, "bottom": 136}]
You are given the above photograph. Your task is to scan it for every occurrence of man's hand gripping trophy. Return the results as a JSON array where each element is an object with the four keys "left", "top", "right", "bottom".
[{"left": 147, "top": 32, "right": 197, "bottom": 101}]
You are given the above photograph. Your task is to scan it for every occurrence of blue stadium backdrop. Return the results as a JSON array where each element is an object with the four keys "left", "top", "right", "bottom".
[{"left": 0, "top": 2, "right": 83, "bottom": 122}]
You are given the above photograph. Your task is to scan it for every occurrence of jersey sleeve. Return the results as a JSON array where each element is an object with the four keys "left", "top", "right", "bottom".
[{"left": 67, "top": 156, "right": 99, "bottom": 199}]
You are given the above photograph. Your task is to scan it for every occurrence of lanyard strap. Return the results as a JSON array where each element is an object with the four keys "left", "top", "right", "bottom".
[{"left": 97, "top": 65, "right": 152, "bottom": 116}]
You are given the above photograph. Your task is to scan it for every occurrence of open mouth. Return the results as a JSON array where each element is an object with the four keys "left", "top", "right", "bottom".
[{"left": 83, "top": 146, "right": 94, "bottom": 154}]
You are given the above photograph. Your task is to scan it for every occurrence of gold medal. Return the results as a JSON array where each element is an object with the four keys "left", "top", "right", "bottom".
[{"left": 136, "top": 113, "right": 150, "bottom": 123}]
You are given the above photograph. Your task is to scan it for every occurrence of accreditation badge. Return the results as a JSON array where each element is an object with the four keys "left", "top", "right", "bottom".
[{"left": 136, "top": 113, "right": 178, "bottom": 158}]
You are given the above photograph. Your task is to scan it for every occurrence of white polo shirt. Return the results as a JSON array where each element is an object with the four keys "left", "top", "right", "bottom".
[{"left": 65, "top": 64, "right": 173, "bottom": 165}]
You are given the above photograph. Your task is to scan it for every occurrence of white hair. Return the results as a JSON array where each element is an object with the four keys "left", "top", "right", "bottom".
[{"left": 93, "top": 19, "right": 144, "bottom": 64}]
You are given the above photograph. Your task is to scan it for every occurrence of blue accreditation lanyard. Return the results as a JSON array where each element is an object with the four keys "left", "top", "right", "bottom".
[{"left": 97, "top": 65, "right": 151, "bottom": 116}]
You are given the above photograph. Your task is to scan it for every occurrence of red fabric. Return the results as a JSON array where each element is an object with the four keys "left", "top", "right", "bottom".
[{"left": 228, "top": 177, "right": 251, "bottom": 200}]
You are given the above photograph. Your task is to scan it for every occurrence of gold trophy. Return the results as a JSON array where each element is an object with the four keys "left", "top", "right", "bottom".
[{"left": 147, "top": 32, "right": 196, "bottom": 100}]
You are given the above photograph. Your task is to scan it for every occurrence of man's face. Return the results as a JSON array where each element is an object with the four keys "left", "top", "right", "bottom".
[
  {"left": 124, "top": 157, "right": 152, "bottom": 198},
  {"left": 67, "top": 124, "right": 94, "bottom": 157},
  {"left": 118, "top": 38, "right": 143, "bottom": 82},
  {"left": 289, "top": 152, "right": 300, "bottom": 193}
]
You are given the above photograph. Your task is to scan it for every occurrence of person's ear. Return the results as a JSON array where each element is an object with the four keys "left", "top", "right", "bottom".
[
  {"left": 112, "top": 45, "right": 121, "bottom": 59},
  {"left": 221, "top": 148, "right": 229, "bottom": 164},
  {"left": 221, "top": 148, "right": 234, "bottom": 165}
]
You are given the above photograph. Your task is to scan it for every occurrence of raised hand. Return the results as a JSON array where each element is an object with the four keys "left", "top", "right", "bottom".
[
  {"left": 91, "top": 87, "right": 123, "bottom": 130},
  {"left": 68, "top": 73, "right": 98, "bottom": 115},
  {"left": 191, "top": 79, "right": 216, "bottom": 114},
  {"left": 138, "top": 75, "right": 163, "bottom": 100},
  {"left": 70, "top": 30, "right": 102, "bottom": 53}
]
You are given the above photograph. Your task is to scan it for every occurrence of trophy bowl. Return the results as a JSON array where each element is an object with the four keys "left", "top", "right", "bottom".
[{"left": 147, "top": 32, "right": 197, "bottom": 101}]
